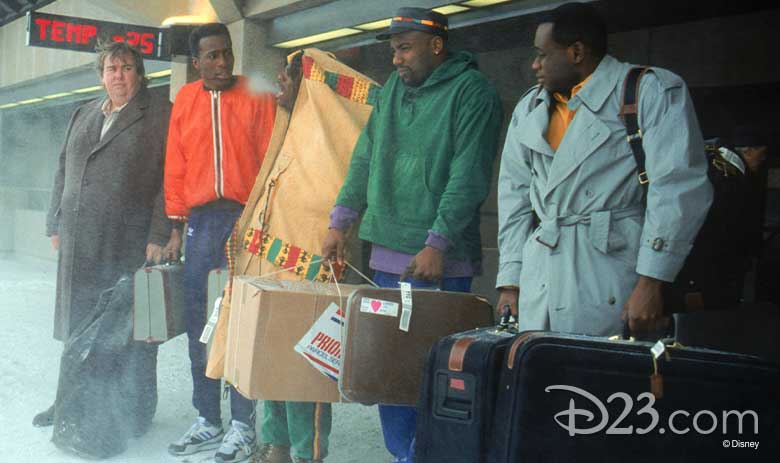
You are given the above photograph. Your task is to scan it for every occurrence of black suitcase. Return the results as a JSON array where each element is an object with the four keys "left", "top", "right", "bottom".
[
  {"left": 489, "top": 332, "right": 780, "bottom": 463},
  {"left": 415, "top": 318, "right": 518, "bottom": 463}
]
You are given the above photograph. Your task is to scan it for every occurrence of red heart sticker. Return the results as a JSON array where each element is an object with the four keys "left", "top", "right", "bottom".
[{"left": 370, "top": 300, "right": 382, "bottom": 312}]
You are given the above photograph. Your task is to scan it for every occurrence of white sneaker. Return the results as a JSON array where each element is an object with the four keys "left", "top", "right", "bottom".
[
  {"left": 168, "top": 416, "right": 224, "bottom": 456},
  {"left": 214, "top": 420, "right": 257, "bottom": 463}
]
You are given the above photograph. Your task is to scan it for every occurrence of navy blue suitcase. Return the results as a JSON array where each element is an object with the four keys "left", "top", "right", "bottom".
[
  {"left": 415, "top": 321, "right": 517, "bottom": 463},
  {"left": 488, "top": 333, "right": 780, "bottom": 463}
]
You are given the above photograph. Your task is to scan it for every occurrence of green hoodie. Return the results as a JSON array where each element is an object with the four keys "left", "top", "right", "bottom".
[{"left": 336, "top": 51, "right": 502, "bottom": 262}]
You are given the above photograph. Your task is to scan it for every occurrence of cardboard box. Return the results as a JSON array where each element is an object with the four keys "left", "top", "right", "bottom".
[{"left": 224, "top": 276, "right": 364, "bottom": 402}]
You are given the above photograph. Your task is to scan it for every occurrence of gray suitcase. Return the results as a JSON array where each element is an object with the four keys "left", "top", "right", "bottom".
[
  {"left": 133, "top": 265, "right": 227, "bottom": 343},
  {"left": 133, "top": 263, "right": 186, "bottom": 342},
  {"left": 206, "top": 267, "right": 229, "bottom": 319}
]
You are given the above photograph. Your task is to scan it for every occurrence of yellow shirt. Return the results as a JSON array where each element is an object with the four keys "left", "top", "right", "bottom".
[{"left": 547, "top": 76, "right": 590, "bottom": 151}]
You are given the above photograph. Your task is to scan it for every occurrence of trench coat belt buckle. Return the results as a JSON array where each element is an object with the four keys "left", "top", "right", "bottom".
[{"left": 535, "top": 206, "right": 644, "bottom": 252}]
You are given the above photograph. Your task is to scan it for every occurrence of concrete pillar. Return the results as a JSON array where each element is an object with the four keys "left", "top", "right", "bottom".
[
  {"left": 169, "top": 58, "right": 199, "bottom": 102},
  {"left": 230, "top": 18, "right": 285, "bottom": 90},
  {"left": 168, "top": 18, "right": 283, "bottom": 101},
  {"left": 209, "top": 0, "right": 243, "bottom": 23}
]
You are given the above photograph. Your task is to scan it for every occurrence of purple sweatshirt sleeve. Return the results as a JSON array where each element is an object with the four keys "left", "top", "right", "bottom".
[
  {"left": 329, "top": 205, "right": 359, "bottom": 231},
  {"left": 425, "top": 230, "right": 452, "bottom": 252}
]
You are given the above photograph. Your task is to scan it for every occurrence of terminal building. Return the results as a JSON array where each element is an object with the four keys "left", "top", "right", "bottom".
[{"left": 1, "top": 0, "right": 778, "bottom": 301}]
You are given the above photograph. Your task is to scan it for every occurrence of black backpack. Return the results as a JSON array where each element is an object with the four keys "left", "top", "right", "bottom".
[{"left": 620, "top": 67, "right": 750, "bottom": 313}]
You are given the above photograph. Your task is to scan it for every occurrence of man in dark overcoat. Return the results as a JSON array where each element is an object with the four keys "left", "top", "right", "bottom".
[
  {"left": 46, "top": 42, "right": 173, "bottom": 343},
  {"left": 34, "top": 41, "right": 174, "bottom": 447}
]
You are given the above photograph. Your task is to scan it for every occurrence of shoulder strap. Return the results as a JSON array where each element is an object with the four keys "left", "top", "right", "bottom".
[{"left": 619, "top": 66, "right": 650, "bottom": 186}]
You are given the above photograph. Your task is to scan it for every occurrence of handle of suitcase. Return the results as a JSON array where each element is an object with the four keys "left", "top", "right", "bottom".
[
  {"left": 497, "top": 306, "right": 518, "bottom": 333},
  {"left": 620, "top": 317, "right": 676, "bottom": 342},
  {"left": 142, "top": 258, "right": 183, "bottom": 270},
  {"left": 433, "top": 372, "right": 476, "bottom": 422},
  {"left": 429, "top": 307, "right": 518, "bottom": 423}
]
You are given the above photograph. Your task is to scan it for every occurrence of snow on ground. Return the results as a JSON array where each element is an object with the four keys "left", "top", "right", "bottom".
[{"left": 0, "top": 255, "right": 386, "bottom": 463}]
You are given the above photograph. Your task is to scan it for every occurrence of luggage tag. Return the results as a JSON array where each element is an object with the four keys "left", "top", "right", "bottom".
[
  {"left": 399, "top": 282, "right": 413, "bottom": 332},
  {"left": 199, "top": 295, "right": 223, "bottom": 344},
  {"left": 716, "top": 147, "right": 746, "bottom": 175},
  {"left": 649, "top": 340, "right": 672, "bottom": 399}
]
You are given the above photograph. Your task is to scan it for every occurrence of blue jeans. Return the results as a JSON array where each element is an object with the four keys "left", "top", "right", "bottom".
[
  {"left": 184, "top": 201, "right": 255, "bottom": 426},
  {"left": 372, "top": 270, "right": 472, "bottom": 463}
]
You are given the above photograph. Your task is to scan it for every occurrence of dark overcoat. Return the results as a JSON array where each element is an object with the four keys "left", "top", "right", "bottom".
[{"left": 46, "top": 87, "right": 172, "bottom": 341}]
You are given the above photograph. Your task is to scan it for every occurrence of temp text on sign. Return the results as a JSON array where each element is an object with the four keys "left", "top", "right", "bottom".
[{"left": 26, "top": 11, "right": 172, "bottom": 61}]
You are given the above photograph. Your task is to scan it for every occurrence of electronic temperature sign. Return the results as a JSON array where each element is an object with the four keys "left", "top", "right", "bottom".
[{"left": 26, "top": 12, "right": 174, "bottom": 61}]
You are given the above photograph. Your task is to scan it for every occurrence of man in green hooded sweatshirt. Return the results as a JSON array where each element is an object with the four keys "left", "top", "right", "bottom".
[{"left": 321, "top": 7, "right": 502, "bottom": 463}]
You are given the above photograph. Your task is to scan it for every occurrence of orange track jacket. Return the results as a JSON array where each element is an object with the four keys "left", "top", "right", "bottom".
[{"left": 165, "top": 77, "right": 276, "bottom": 220}]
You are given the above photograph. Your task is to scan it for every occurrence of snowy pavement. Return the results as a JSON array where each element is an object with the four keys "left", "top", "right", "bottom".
[{"left": 0, "top": 255, "right": 386, "bottom": 463}]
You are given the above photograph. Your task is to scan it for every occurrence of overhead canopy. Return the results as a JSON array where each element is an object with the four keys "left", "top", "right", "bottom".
[
  {"left": 256, "top": 0, "right": 777, "bottom": 52},
  {"left": 0, "top": 0, "right": 55, "bottom": 27}
]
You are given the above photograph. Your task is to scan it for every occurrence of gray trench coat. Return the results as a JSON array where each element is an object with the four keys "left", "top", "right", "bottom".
[
  {"left": 46, "top": 88, "right": 172, "bottom": 341},
  {"left": 496, "top": 55, "right": 713, "bottom": 336}
]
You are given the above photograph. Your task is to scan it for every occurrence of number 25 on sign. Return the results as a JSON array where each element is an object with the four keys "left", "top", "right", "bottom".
[{"left": 112, "top": 32, "right": 155, "bottom": 54}]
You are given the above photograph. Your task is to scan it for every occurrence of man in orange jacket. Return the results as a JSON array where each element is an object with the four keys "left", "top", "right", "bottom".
[{"left": 164, "top": 23, "right": 276, "bottom": 463}]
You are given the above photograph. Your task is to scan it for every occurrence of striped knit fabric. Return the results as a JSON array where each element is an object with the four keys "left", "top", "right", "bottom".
[
  {"left": 302, "top": 56, "right": 380, "bottom": 106},
  {"left": 243, "top": 227, "right": 343, "bottom": 282}
]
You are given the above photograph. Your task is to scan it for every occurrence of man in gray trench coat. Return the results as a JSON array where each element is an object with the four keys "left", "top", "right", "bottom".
[
  {"left": 496, "top": 3, "right": 713, "bottom": 338},
  {"left": 35, "top": 41, "right": 174, "bottom": 437}
]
